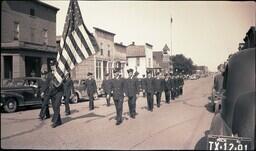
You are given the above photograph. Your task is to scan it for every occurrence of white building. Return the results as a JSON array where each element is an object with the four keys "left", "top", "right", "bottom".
[{"left": 126, "top": 42, "right": 153, "bottom": 78}]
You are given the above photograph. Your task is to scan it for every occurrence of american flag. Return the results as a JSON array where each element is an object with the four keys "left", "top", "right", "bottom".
[{"left": 53, "top": 0, "right": 99, "bottom": 86}]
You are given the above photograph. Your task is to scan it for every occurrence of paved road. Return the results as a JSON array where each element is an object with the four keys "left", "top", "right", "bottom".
[{"left": 1, "top": 76, "right": 214, "bottom": 149}]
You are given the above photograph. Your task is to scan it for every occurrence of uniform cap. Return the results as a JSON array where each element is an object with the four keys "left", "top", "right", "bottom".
[
  {"left": 87, "top": 72, "right": 93, "bottom": 76},
  {"left": 127, "top": 68, "right": 134, "bottom": 73},
  {"left": 105, "top": 73, "right": 109, "bottom": 76}
]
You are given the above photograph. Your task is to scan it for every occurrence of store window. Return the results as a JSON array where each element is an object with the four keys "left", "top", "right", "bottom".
[
  {"left": 96, "top": 60, "right": 102, "bottom": 80},
  {"left": 4, "top": 56, "right": 13, "bottom": 79}
]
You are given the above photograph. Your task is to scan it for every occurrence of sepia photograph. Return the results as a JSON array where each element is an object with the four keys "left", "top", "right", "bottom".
[{"left": 1, "top": 0, "right": 255, "bottom": 150}]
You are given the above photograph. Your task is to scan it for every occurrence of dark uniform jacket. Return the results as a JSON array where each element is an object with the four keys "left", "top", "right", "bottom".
[
  {"left": 153, "top": 78, "right": 164, "bottom": 92},
  {"left": 174, "top": 78, "right": 179, "bottom": 89},
  {"left": 178, "top": 77, "right": 184, "bottom": 87},
  {"left": 102, "top": 79, "right": 112, "bottom": 95},
  {"left": 164, "top": 78, "right": 172, "bottom": 91},
  {"left": 141, "top": 78, "right": 146, "bottom": 90},
  {"left": 63, "top": 78, "right": 74, "bottom": 97},
  {"left": 111, "top": 77, "right": 125, "bottom": 100},
  {"left": 170, "top": 78, "right": 175, "bottom": 90},
  {"left": 144, "top": 77, "right": 155, "bottom": 93},
  {"left": 124, "top": 77, "right": 139, "bottom": 97},
  {"left": 84, "top": 79, "right": 97, "bottom": 96}
]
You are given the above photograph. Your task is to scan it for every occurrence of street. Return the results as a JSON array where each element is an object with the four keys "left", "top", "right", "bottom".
[{"left": 1, "top": 76, "right": 214, "bottom": 150}]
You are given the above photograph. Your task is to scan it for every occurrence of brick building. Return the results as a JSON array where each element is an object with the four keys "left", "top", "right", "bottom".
[
  {"left": 1, "top": 1, "right": 59, "bottom": 82},
  {"left": 126, "top": 42, "right": 153, "bottom": 78}
]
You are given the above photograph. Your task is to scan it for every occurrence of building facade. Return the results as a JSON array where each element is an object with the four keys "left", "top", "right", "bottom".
[
  {"left": 152, "top": 44, "right": 172, "bottom": 75},
  {"left": 71, "top": 27, "right": 127, "bottom": 87},
  {"left": 1, "top": 1, "right": 59, "bottom": 82},
  {"left": 126, "top": 42, "right": 153, "bottom": 78}
]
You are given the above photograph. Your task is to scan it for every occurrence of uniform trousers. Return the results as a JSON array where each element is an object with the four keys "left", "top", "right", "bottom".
[
  {"left": 114, "top": 98, "right": 124, "bottom": 122},
  {"left": 147, "top": 92, "right": 154, "bottom": 111}
]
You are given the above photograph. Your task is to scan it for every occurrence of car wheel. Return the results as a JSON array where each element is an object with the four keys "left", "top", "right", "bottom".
[
  {"left": 72, "top": 93, "right": 79, "bottom": 104},
  {"left": 4, "top": 98, "right": 17, "bottom": 113}
]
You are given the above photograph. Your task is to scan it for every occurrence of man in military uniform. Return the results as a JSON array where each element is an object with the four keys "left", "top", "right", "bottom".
[
  {"left": 178, "top": 73, "right": 184, "bottom": 95},
  {"left": 102, "top": 73, "right": 112, "bottom": 106},
  {"left": 174, "top": 74, "right": 180, "bottom": 98},
  {"left": 84, "top": 72, "right": 97, "bottom": 110},
  {"left": 111, "top": 69, "right": 125, "bottom": 125},
  {"left": 38, "top": 64, "right": 51, "bottom": 120},
  {"left": 141, "top": 74, "right": 146, "bottom": 97},
  {"left": 124, "top": 69, "right": 139, "bottom": 119},
  {"left": 63, "top": 73, "right": 74, "bottom": 115},
  {"left": 145, "top": 71, "right": 155, "bottom": 112},
  {"left": 163, "top": 73, "right": 171, "bottom": 104},
  {"left": 153, "top": 72, "right": 164, "bottom": 108},
  {"left": 170, "top": 73, "right": 176, "bottom": 100},
  {"left": 48, "top": 61, "right": 64, "bottom": 128}
]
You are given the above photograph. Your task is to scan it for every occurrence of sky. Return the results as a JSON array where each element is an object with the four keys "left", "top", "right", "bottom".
[{"left": 43, "top": 0, "right": 255, "bottom": 72}]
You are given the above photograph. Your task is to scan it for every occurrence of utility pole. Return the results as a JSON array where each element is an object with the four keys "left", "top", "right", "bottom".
[{"left": 170, "top": 15, "right": 173, "bottom": 74}]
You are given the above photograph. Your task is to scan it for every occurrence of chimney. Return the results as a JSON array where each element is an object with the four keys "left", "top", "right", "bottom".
[
  {"left": 132, "top": 41, "right": 135, "bottom": 45},
  {"left": 120, "top": 42, "right": 123, "bottom": 45}
]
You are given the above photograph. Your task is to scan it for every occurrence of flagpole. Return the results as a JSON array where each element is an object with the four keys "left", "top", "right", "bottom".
[{"left": 170, "top": 14, "right": 173, "bottom": 74}]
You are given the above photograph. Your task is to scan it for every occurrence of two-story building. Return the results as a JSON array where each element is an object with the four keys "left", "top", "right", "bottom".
[
  {"left": 126, "top": 42, "right": 153, "bottom": 78},
  {"left": 1, "top": 1, "right": 59, "bottom": 82},
  {"left": 70, "top": 27, "right": 126, "bottom": 87}
]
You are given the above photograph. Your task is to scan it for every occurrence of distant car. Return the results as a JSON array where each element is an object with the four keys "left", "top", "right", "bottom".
[
  {"left": 190, "top": 74, "right": 199, "bottom": 80},
  {"left": 71, "top": 79, "right": 104, "bottom": 103},
  {"left": 207, "top": 48, "right": 255, "bottom": 150},
  {"left": 1, "top": 77, "right": 43, "bottom": 113}
]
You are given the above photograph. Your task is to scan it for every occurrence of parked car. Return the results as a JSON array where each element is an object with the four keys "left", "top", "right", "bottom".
[
  {"left": 1, "top": 77, "right": 43, "bottom": 113},
  {"left": 71, "top": 79, "right": 104, "bottom": 103},
  {"left": 207, "top": 48, "right": 255, "bottom": 150}
]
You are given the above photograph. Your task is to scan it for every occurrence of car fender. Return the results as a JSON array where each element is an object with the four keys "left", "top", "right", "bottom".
[
  {"left": 74, "top": 90, "right": 81, "bottom": 99},
  {"left": 209, "top": 113, "right": 233, "bottom": 136},
  {"left": 1, "top": 92, "right": 23, "bottom": 105}
]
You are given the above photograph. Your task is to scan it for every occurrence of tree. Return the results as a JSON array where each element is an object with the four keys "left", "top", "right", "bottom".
[{"left": 170, "top": 54, "right": 194, "bottom": 75}]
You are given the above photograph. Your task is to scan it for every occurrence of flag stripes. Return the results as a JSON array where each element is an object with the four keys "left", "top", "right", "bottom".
[{"left": 53, "top": 0, "right": 99, "bottom": 87}]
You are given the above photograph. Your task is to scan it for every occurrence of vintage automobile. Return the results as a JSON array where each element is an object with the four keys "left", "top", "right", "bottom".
[
  {"left": 71, "top": 79, "right": 104, "bottom": 103},
  {"left": 207, "top": 48, "right": 255, "bottom": 150},
  {"left": 0, "top": 77, "right": 43, "bottom": 113}
]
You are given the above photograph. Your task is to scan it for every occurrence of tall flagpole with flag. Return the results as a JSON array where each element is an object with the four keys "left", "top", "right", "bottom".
[{"left": 53, "top": 0, "right": 99, "bottom": 87}]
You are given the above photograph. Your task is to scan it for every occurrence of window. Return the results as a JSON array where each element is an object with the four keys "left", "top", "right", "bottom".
[
  {"left": 30, "top": 8, "right": 35, "bottom": 16},
  {"left": 108, "top": 62, "right": 112, "bottom": 78},
  {"left": 96, "top": 60, "right": 102, "bottom": 80},
  {"left": 4, "top": 56, "right": 13, "bottom": 79},
  {"left": 100, "top": 43, "right": 103, "bottom": 55},
  {"left": 14, "top": 22, "right": 19, "bottom": 40},
  {"left": 31, "top": 27, "right": 35, "bottom": 42},
  {"left": 136, "top": 57, "right": 140, "bottom": 66},
  {"left": 107, "top": 45, "right": 110, "bottom": 57},
  {"left": 43, "top": 29, "right": 48, "bottom": 45}
]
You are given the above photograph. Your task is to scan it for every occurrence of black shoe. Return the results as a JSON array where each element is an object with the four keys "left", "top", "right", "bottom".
[
  {"left": 65, "top": 112, "right": 71, "bottom": 116},
  {"left": 131, "top": 115, "right": 135, "bottom": 119},
  {"left": 51, "top": 122, "right": 62, "bottom": 128},
  {"left": 45, "top": 116, "right": 50, "bottom": 119},
  {"left": 116, "top": 120, "right": 122, "bottom": 125}
]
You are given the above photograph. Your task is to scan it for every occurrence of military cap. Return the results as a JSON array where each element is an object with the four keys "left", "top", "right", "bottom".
[
  {"left": 156, "top": 72, "right": 160, "bottom": 75},
  {"left": 49, "top": 60, "right": 56, "bottom": 66},
  {"left": 127, "top": 68, "right": 134, "bottom": 73},
  {"left": 134, "top": 71, "right": 139, "bottom": 76},
  {"left": 113, "top": 68, "right": 120, "bottom": 73},
  {"left": 105, "top": 73, "right": 109, "bottom": 76},
  {"left": 87, "top": 72, "right": 93, "bottom": 76}
]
